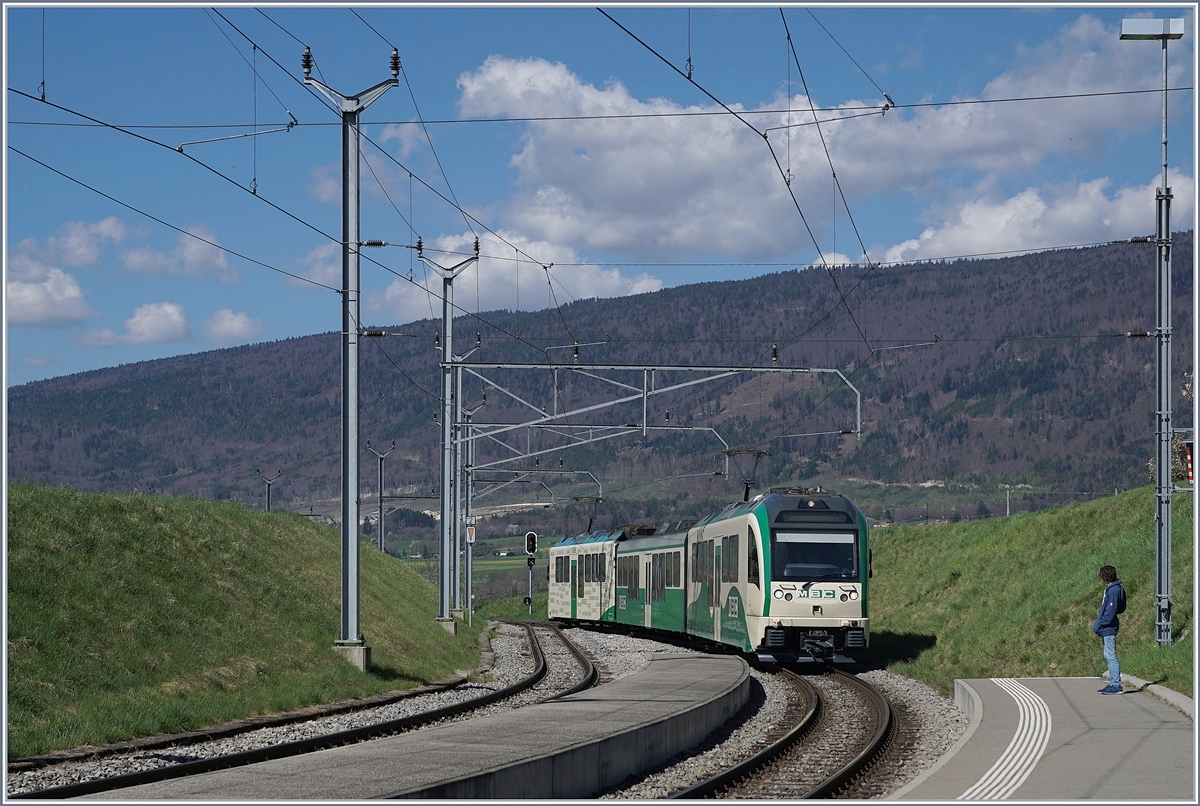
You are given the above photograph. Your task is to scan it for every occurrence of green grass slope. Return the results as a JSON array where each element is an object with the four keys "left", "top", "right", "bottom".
[
  {"left": 7, "top": 484, "right": 483, "bottom": 759},
  {"left": 869, "top": 487, "right": 1193, "bottom": 697},
  {"left": 7, "top": 484, "right": 1191, "bottom": 760}
]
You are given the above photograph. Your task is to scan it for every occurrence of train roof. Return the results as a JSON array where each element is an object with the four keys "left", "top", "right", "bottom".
[
  {"left": 552, "top": 488, "right": 863, "bottom": 548},
  {"left": 694, "top": 487, "right": 862, "bottom": 528},
  {"left": 552, "top": 518, "right": 697, "bottom": 547}
]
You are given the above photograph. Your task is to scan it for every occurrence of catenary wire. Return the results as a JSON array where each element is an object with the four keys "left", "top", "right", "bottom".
[
  {"left": 7, "top": 87, "right": 552, "bottom": 363},
  {"left": 349, "top": 7, "right": 479, "bottom": 240},
  {"left": 9, "top": 86, "right": 1190, "bottom": 131},
  {"left": 9, "top": 145, "right": 338, "bottom": 293}
]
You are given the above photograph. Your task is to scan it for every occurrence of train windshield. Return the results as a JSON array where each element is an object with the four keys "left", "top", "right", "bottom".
[{"left": 771, "top": 531, "right": 858, "bottom": 582}]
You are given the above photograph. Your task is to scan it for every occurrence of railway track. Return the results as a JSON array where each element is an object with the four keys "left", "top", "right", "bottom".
[
  {"left": 9, "top": 622, "right": 595, "bottom": 800},
  {"left": 668, "top": 667, "right": 894, "bottom": 799}
]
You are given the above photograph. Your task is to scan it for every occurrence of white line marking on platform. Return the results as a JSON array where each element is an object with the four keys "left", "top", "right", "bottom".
[{"left": 958, "top": 678, "right": 1052, "bottom": 800}]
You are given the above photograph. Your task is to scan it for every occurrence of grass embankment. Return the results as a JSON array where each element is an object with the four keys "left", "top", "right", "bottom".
[
  {"left": 7, "top": 484, "right": 484, "bottom": 759},
  {"left": 7, "top": 484, "right": 1191, "bottom": 759},
  {"left": 869, "top": 487, "right": 1193, "bottom": 697}
]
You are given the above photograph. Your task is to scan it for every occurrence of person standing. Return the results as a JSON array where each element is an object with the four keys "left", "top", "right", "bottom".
[{"left": 1092, "top": 565, "right": 1126, "bottom": 695}]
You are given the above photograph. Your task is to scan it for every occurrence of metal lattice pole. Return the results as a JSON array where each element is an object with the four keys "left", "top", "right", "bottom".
[
  {"left": 1120, "top": 18, "right": 1184, "bottom": 646},
  {"left": 304, "top": 48, "right": 398, "bottom": 657},
  {"left": 367, "top": 440, "right": 395, "bottom": 553}
]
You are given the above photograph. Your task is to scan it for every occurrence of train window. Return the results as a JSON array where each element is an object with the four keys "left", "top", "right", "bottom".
[
  {"left": 651, "top": 554, "right": 665, "bottom": 602},
  {"left": 707, "top": 541, "right": 719, "bottom": 607},
  {"left": 669, "top": 551, "right": 681, "bottom": 588},
  {"left": 747, "top": 527, "right": 760, "bottom": 588},
  {"left": 771, "top": 531, "right": 858, "bottom": 582},
  {"left": 721, "top": 534, "right": 739, "bottom": 582},
  {"left": 618, "top": 555, "right": 640, "bottom": 599},
  {"left": 777, "top": 510, "right": 851, "bottom": 524}
]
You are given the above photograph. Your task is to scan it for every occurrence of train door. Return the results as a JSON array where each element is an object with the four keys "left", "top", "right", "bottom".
[
  {"left": 712, "top": 542, "right": 722, "bottom": 643},
  {"left": 686, "top": 535, "right": 719, "bottom": 641},
  {"left": 643, "top": 557, "right": 653, "bottom": 627},
  {"left": 570, "top": 556, "right": 578, "bottom": 619}
]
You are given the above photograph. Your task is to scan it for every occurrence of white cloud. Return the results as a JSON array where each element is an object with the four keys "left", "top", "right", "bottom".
[
  {"left": 370, "top": 230, "right": 662, "bottom": 323},
  {"left": 291, "top": 242, "right": 341, "bottom": 288},
  {"left": 457, "top": 56, "right": 798, "bottom": 261},
  {"left": 121, "top": 225, "right": 236, "bottom": 283},
  {"left": 6, "top": 253, "right": 96, "bottom": 326},
  {"left": 308, "top": 164, "right": 340, "bottom": 204},
  {"left": 380, "top": 121, "right": 425, "bottom": 159},
  {"left": 78, "top": 302, "right": 192, "bottom": 347},
  {"left": 881, "top": 169, "right": 1194, "bottom": 264},
  {"left": 49, "top": 216, "right": 126, "bottom": 267},
  {"left": 202, "top": 309, "right": 262, "bottom": 346},
  {"left": 451, "top": 16, "right": 1192, "bottom": 270}
]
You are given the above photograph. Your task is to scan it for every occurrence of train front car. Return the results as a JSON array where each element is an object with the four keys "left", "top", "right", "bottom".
[{"left": 753, "top": 488, "right": 870, "bottom": 662}]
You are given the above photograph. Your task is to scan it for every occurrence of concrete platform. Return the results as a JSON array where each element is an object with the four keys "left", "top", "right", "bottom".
[
  {"left": 892, "top": 675, "right": 1194, "bottom": 801},
  {"left": 80, "top": 654, "right": 749, "bottom": 800}
]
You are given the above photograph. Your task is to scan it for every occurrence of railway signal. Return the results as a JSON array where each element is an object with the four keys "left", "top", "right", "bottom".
[{"left": 525, "top": 531, "right": 538, "bottom": 615}]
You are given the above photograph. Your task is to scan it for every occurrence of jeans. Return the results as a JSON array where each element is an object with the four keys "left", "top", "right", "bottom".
[{"left": 1101, "top": 633, "right": 1120, "bottom": 686}]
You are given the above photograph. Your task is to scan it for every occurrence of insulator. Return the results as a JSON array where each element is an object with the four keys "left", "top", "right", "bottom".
[
  {"left": 391, "top": 48, "right": 401, "bottom": 78},
  {"left": 476, "top": 332, "right": 482, "bottom": 347},
  {"left": 473, "top": 236, "right": 480, "bottom": 255},
  {"left": 416, "top": 236, "right": 423, "bottom": 254},
  {"left": 772, "top": 343, "right": 778, "bottom": 365},
  {"left": 302, "top": 47, "right": 313, "bottom": 78}
]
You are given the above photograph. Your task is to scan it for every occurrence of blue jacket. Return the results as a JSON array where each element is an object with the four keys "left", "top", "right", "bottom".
[{"left": 1092, "top": 579, "right": 1125, "bottom": 637}]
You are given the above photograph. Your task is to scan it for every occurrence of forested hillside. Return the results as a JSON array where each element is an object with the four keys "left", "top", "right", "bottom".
[{"left": 7, "top": 234, "right": 1193, "bottom": 526}]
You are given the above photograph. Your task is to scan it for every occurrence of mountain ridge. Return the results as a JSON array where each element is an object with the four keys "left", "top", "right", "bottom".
[{"left": 8, "top": 234, "right": 1193, "bottom": 525}]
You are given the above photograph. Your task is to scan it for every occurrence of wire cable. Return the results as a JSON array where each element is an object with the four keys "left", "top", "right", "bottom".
[
  {"left": 9, "top": 145, "right": 339, "bottom": 293},
  {"left": 805, "top": 7, "right": 891, "bottom": 103}
]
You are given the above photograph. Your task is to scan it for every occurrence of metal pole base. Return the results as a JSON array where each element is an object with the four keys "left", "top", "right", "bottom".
[
  {"left": 333, "top": 642, "right": 371, "bottom": 672},
  {"left": 436, "top": 618, "right": 458, "bottom": 636}
]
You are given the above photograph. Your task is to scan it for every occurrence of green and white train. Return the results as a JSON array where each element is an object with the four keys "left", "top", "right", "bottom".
[{"left": 547, "top": 488, "right": 870, "bottom": 662}]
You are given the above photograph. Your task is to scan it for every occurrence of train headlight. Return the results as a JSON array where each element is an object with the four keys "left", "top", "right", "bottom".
[
  {"left": 840, "top": 593, "right": 849, "bottom": 602},
  {"left": 784, "top": 592, "right": 793, "bottom": 601}
]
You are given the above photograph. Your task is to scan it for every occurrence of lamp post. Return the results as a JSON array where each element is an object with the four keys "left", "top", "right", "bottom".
[{"left": 1120, "top": 17, "right": 1184, "bottom": 647}]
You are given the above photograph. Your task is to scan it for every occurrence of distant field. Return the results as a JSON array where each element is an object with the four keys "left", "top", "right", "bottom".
[{"left": 6, "top": 483, "right": 1191, "bottom": 761}]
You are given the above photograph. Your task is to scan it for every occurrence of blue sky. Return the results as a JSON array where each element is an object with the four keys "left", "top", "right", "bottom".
[{"left": 4, "top": 3, "right": 1196, "bottom": 387}]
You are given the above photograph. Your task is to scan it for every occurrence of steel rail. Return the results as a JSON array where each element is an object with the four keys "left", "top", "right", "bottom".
[
  {"left": 530, "top": 621, "right": 599, "bottom": 698},
  {"left": 667, "top": 668, "right": 820, "bottom": 799},
  {"left": 801, "top": 669, "right": 895, "bottom": 799},
  {"left": 13, "top": 623, "right": 548, "bottom": 801},
  {"left": 667, "top": 667, "right": 893, "bottom": 800}
]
